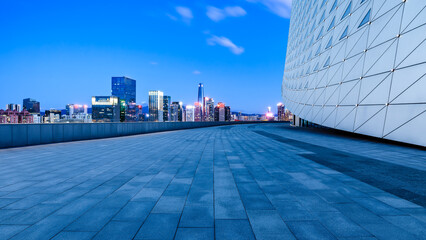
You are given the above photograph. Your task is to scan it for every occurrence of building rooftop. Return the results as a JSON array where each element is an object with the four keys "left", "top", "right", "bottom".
[{"left": 0, "top": 123, "right": 424, "bottom": 239}]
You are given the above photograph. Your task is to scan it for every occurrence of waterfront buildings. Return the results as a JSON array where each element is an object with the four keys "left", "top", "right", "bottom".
[
  {"left": 163, "top": 96, "right": 171, "bottom": 122},
  {"left": 282, "top": 0, "right": 426, "bottom": 146},
  {"left": 112, "top": 76, "right": 137, "bottom": 121},
  {"left": 149, "top": 90, "right": 164, "bottom": 122},
  {"left": 23, "top": 98, "right": 40, "bottom": 114},
  {"left": 0, "top": 109, "right": 33, "bottom": 124},
  {"left": 91, "top": 96, "right": 120, "bottom": 122},
  {"left": 204, "top": 97, "right": 214, "bottom": 121}
]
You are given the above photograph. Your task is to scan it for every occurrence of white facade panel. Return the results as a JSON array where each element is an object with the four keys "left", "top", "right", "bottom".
[{"left": 282, "top": 0, "right": 426, "bottom": 146}]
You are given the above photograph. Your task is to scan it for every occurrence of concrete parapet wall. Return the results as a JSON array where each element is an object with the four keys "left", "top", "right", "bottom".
[{"left": 0, "top": 122, "right": 253, "bottom": 149}]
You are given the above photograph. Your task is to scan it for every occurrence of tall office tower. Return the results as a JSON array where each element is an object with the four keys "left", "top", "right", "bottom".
[
  {"left": 163, "top": 96, "right": 171, "bottom": 122},
  {"left": 111, "top": 76, "right": 136, "bottom": 105},
  {"left": 197, "top": 83, "right": 204, "bottom": 120},
  {"left": 185, "top": 105, "right": 195, "bottom": 122},
  {"left": 92, "top": 96, "right": 120, "bottom": 122},
  {"left": 214, "top": 102, "right": 226, "bottom": 122},
  {"left": 177, "top": 102, "right": 184, "bottom": 122},
  {"left": 194, "top": 102, "right": 202, "bottom": 122},
  {"left": 149, "top": 90, "right": 164, "bottom": 122},
  {"left": 204, "top": 97, "right": 214, "bottom": 121},
  {"left": 170, "top": 101, "right": 182, "bottom": 122},
  {"left": 126, "top": 102, "right": 138, "bottom": 122},
  {"left": 6, "top": 104, "right": 20, "bottom": 112},
  {"left": 277, "top": 103, "right": 285, "bottom": 121},
  {"left": 119, "top": 99, "right": 126, "bottom": 122},
  {"left": 225, "top": 106, "right": 231, "bottom": 121},
  {"left": 283, "top": 0, "right": 426, "bottom": 146},
  {"left": 112, "top": 76, "right": 136, "bottom": 121},
  {"left": 23, "top": 98, "right": 40, "bottom": 114}
]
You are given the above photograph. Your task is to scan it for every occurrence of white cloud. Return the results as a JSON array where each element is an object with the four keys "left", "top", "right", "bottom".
[
  {"left": 193, "top": 70, "right": 201, "bottom": 75},
  {"left": 247, "top": 0, "right": 292, "bottom": 18},
  {"left": 176, "top": 6, "right": 193, "bottom": 23},
  {"left": 206, "top": 6, "right": 246, "bottom": 22},
  {"left": 166, "top": 13, "right": 178, "bottom": 21},
  {"left": 207, "top": 35, "right": 244, "bottom": 55},
  {"left": 150, "top": 62, "right": 158, "bottom": 65}
]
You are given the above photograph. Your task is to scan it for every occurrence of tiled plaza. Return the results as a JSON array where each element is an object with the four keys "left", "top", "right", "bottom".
[{"left": 0, "top": 123, "right": 425, "bottom": 240}]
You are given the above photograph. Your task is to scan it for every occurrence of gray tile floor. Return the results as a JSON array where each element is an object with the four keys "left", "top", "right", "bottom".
[{"left": 0, "top": 123, "right": 425, "bottom": 240}]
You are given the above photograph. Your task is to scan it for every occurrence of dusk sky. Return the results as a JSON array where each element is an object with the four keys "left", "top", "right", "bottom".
[{"left": 0, "top": 0, "right": 291, "bottom": 114}]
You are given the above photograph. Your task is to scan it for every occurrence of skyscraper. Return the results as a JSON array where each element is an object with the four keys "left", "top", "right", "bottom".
[
  {"left": 204, "top": 97, "right": 214, "bottom": 121},
  {"left": 91, "top": 96, "right": 120, "bottom": 122},
  {"left": 277, "top": 103, "right": 285, "bottom": 121},
  {"left": 185, "top": 105, "right": 195, "bottom": 122},
  {"left": 214, "top": 102, "right": 231, "bottom": 122},
  {"left": 163, "top": 96, "right": 171, "bottom": 122},
  {"left": 23, "top": 98, "right": 40, "bottom": 114},
  {"left": 170, "top": 101, "right": 183, "bottom": 122},
  {"left": 112, "top": 76, "right": 137, "bottom": 122},
  {"left": 149, "top": 90, "right": 164, "bottom": 122},
  {"left": 111, "top": 76, "right": 136, "bottom": 105},
  {"left": 194, "top": 102, "right": 202, "bottom": 122},
  {"left": 6, "top": 104, "right": 20, "bottom": 112},
  {"left": 197, "top": 83, "right": 204, "bottom": 121},
  {"left": 225, "top": 106, "right": 231, "bottom": 121}
]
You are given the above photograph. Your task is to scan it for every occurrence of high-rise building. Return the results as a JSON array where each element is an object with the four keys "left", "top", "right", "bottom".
[
  {"left": 277, "top": 103, "right": 285, "bottom": 121},
  {"left": 185, "top": 105, "right": 195, "bottom": 122},
  {"left": 194, "top": 102, "right": 202, "bottom": 122},
  {"left": 91, "top": 96, "right": 120, "bottom": 122},
  {"left": 149, "top": 90, "right": 164, "bottom": 122},
  {"left": 170, "top": 101, "right": 183, "bottom": 122},
  {"left": 204, "top": 97, "right": 214, "bottom": 121},
  {"left": 23, "top": 98, "right": 40, "bottom": 114},
  {"left": 282, "top": 0, "right": 426, "bottom": 146},
  {"left": 197, "top": 83, "right": 204, "bottom": 121},
  {"left": 119, "top": 99, "right": 126, "bottom": 122},
  {"left": 111, "top": 76, "right": 136, "bottom": 105},
  {"left": 214, "top": 102, "right": 231, "bottom": 122},
  {"left": 7, "top": 104, "right": 20, "bottom": 112},
  {"left": 163, "top": 96, "right": 171, "bottom": 122},
  {"left": 225, "top": 106, "right": 231, "bottom": 121},
  {"left": 112, "top": 76, "right": 136, "bottom": 121}
]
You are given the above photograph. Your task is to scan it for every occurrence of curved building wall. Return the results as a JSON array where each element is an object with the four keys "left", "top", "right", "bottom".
[{"left": 282, "top": 0, "right": 426, "bottom": 146}]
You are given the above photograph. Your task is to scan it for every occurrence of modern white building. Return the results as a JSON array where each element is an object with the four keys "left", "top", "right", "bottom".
[{"left": 282, "top": 0, "right": 426, "bottom": 146}]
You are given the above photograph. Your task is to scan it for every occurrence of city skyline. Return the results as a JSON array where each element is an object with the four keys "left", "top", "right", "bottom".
[{"left": 0, "top": 0, "right": 291, "bottom": 114}]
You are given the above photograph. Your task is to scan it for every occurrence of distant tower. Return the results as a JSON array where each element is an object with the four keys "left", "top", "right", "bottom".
[
  {"left": 149, "top": 90, "right": 164, "bottom": 122},
  {"left": 197, "top": 83, "right": 204, "bottom": 121}
]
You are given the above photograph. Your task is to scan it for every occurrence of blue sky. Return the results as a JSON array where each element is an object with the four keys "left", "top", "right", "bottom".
[{"left": 0, "top": 0, "right": 291, "bottom": 114}]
